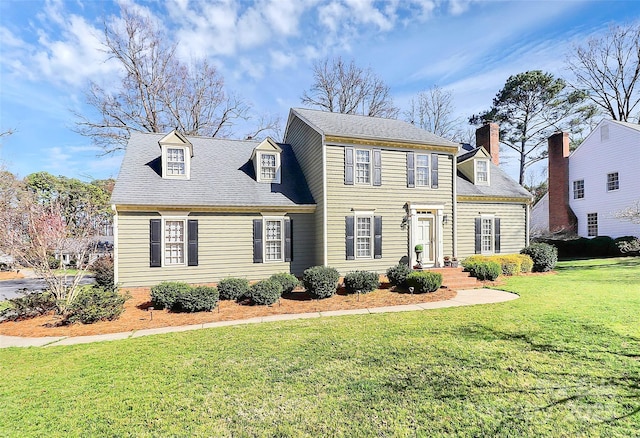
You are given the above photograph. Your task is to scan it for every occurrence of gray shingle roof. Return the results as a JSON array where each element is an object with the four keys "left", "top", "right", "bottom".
[
  {"left": 291, "top": 108, "right": 460, "bottom": 148},
  {"left": 457, "top": 163, "right": 532, "bottom": 199},
  {"left": 111, "top": 132, "right": 315, "bottom": 208}
]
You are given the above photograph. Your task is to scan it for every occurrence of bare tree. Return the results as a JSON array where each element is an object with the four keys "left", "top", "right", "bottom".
[
  {"left": 566, "top": 24, "right": 640, "bottom": 122},
  {"left": 74, "top": 7, "right": 273, "bottom": 153},
  {"left": 405, "top": 86, "right": 457, "bottom": 137},
  {"left": 301, "top": 56, "right": 399, "bottom": 118}
]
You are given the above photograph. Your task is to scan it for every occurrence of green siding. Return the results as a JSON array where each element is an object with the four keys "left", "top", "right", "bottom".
[
  {"left": 457, "top": 202, "right": 528, "bottom": 258},
  {"left": 284, "top": 115, "right": 325, "bottom": 266},
  {"left": 325, "top": 145, "right": 455, "bottom": 274},
  {"left": 116, "top": 211, "right": 315, "bottom": 288}
]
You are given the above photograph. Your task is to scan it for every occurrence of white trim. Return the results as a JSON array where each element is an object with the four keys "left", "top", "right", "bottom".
[
  {"left": 408, "top": 203, "right": 445, "bottom": 268},
  {"left": 161, "top": 144, "right": 190, "bottom": 180},
  {"left": 262, "top": 215, "right": 286, "bottom": 263},
  {"left": 414, "top": 153, "right": 431, "bottom": 187},
  {"left": 256, "top": 151, "right": 282, "bottom": 184},
  {"left": 322, "top": 134, "right": 328, "bottom": 266},
  {"left": 480, "top": 214, "right": 495, "bottom": 254},
  {"left": 354, "top": 148, "right": 373, "bottom": 185},
  {"left": 352, "top": 211, "right": 374, "bottom": 259},
  {"left": 475, "top": 158, "right": 490, "bottom": 185},
  {"left": 162, "top": 218, "right": 187, "bottom": 267}
]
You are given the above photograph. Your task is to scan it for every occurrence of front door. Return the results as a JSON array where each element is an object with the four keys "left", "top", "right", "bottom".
[{"left": 416, "top": 216, "right": 435, "bottom": 265}]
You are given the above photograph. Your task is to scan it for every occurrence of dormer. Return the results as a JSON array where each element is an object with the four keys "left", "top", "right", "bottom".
[
  {"left": 457, "top": 147, "right": 491, "bottom": 186},
  {"left": 159, "top": 130, "right": 193, "bottom": 180},
  {"left": 251, "top": 137, "right": 282, "bottom": 184}
]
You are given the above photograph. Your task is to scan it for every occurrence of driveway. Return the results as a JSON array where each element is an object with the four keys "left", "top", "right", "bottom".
[{"left": 0, "top": 276, "right": 95, "bottom": 300}]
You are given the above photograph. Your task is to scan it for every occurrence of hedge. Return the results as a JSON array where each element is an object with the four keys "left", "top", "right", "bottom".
[
  {"left": 406, "top": 271, "right": 442, "bottom": 293},
  {"left": 302, "top": 266, "right": 340, "bottom": 299},
  {"left": 343, "top": 271, "right": 379, "bottom": 294}
]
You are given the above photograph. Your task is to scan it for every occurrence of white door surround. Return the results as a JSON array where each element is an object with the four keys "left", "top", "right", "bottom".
[{"left": 408, "top": 203, "right": 444, "bottom": 268}]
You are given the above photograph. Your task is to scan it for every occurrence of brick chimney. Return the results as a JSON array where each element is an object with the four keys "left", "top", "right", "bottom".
[
  {"left": 476, "top": 123, "right": 500, "bottom": 166},
  {"left": 547, "top": 132, "right": 577, "bottom": 233}
]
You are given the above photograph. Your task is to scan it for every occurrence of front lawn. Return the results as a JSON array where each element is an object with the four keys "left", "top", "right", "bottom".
[{"left": 1, "top": 257, "right": 639, "bottom": 436}]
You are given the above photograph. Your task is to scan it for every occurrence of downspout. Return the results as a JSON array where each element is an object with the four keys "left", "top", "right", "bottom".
[
  {"left": 112, "top": 205, "right": 119, "bottom": 285},
  {"left": 322, "top": 135, "right": 328, "bottom": 266},
  {"left": 525, "top": 202, "right": 530, "bottom": 247},
  {"left": 452, "top": 153, "right": 457, "bottom": 258}
]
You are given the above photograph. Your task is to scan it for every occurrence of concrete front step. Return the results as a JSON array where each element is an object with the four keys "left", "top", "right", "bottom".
[{"left": 428, "top": 267, "right": 483, "bottom": 290}]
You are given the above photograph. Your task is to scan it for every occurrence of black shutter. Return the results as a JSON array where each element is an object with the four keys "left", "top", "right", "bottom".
[
  {"left": 474, "top": 217, "right": 482, "bottom": 254},
  {"left": 374, "top": 216, "right": 382, "bottom": 259},
  {"left": 494, "top": 218, "right": 501, "bottom": 254},
  {"left": 187, "top": 220, "right": 198, "bottom": 266},
  {"left": 284, "top": 218, "right": 292, "bottom": 262},
  {"left": 253, "top": 219, "right": 263, "bottom": 263},
  {"left": 407, "top": 152, "right": 415, "bottom": 188},
  {"left": 373, "top": 148, "right": 382, "bottom": 186},
  {"left": 345, "top": 147, "right": 354, "bottom": 185},
  {"left": 431, "top": 153, "right": 439, "bottom": 188},
  {"left": 345, "top": 216, "right": 355, "bottom": 260},
  {"left": 150, "top": 219, "right": 162, "bottom": 267}
]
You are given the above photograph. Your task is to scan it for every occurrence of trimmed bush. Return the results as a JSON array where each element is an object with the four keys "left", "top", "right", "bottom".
[
  {"left": 217, "top": 277, "right": 250, "bottom": 301},
  {"left": 269, "top": 273, "right": 299, "bottom": 294},
  {"left": 519, "top": 255, "right": 534, "bottom": 273},
  {"left": 475, "top": 261, "right": 502, "bottom": 280},
  {"left": 174, "top": 286, "right": 219, "bottom": 312},
  {"left": 0, "top": 290, "right": 57, "bottom": 322},
  {"left": 92, "top": 255, "right": 114, "bottom": 289},
  {"left": 65, "top": 286, "right": 128, "bottom": 324},
  {"left": 344, "top": 271, "right": 379, "bottom": 294},
  {"left": 249, "top": 279, "right": 282, "bottom": 305},
  {"left": 386, "top": 263, "right": 411, "bottom": 288},
  {"left": 462, "top": 254, "right": 532, "bottom": 276},
  {"left": 521, "top": 243, "right": 558, "bottom": 272},
  {"left": 150, "top": 281, "right": 191, "bottom": 310},
  {"left": 302, "top": 266, "right": 340, "bottom": 299},
  {"left": 406, "top": 271, "right": 442, "bottom": 293}
]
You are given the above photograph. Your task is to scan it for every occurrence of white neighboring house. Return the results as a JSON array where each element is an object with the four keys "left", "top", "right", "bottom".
[{"left": 532, "top": 120, "right": 640, "bottom": 238}]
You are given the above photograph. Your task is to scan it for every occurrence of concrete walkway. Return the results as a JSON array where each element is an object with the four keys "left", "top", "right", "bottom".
[{"left": 0, "top": 289, "right": 518, "bottom": 348}]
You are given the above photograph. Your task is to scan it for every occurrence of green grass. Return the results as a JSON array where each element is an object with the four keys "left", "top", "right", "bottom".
[{"left": 1, "top": 257, "right": 639, "bottom": 436}]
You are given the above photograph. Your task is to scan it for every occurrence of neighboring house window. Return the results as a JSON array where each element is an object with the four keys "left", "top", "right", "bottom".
[
  {"left": 474, "top": 216, "right": 500, "bottom": 254},
  {"left": 573, "top": 180, "right": 584, "bottom": 199},
  {"left": 600, "top": 124, "right": 609, "bottom": 141},
  {"left": 607, "top": 172, "right": 619, "bottom": 191},
  {"left": 475, "top": 159, "right": 489, "bottom": 185},
  {"left": 150, "top": 218, "right": 198, "bottom": 267},
  {"left": 252, "top": 217, "right": 292, "bottom": 263},
  {"left": 345, "top": 214, "right": 382, "bottom": 260},
  {"left": 416, "top": 154, "right": 430, "bottom": 186},
  {"left": 355, "top": 149, "right": 371, "bottom": 184},
  {"left": 166, "top": 148, "right": 186, "bottom": 176},
  {"left": 587, "top": 213, "right": 598, "bottom": 237}
]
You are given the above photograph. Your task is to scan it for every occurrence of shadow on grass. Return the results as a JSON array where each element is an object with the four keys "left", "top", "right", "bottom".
[{"left": 556, "top": 257, "right": 640, "bottom": 272}]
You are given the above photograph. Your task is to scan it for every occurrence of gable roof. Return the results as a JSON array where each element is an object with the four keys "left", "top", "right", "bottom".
[
  {"left": 289, "top": 107, "right": 459, "bottom": 148},
  {"left": 457, "top": 162, "right": 532, "bottom": 200},
  {"left": 611, "top": 119, "right": 640, "bottom": 132},
  {"left": 111, "top": 132, "right": 315, "bottom": 209},
  {"left": 456, "top": 146, "right": 489, "bottom": 163}
]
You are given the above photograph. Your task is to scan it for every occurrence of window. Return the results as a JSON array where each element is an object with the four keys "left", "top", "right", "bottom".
[
  {"left": 475, "top": 159, "right": 489, "bottom": 184},
  {"left": 166, "top": 148, "right": 186, "bottom": 176},
  {"left": 260, "top": 153, "right": 277, "bottom": 181},
  {"left": 587, "top": 213, "right": 598, "bottom": 237},
  {"left": 355, "top": 149, "right": 371, "bottom": 184},
  {"left": 475, "top": 216, "right": 500, "bottom": 254},
  {"left": 416, "top": 154, "right": 430, "bottom": 186},
  {"left": 356, "top": 216, "right": 373, "bottom": 258},
  {"left": 601, "top": 124, "right": 609, "bottom": 141},
  {"left": 481, "top": 217, "right": 493, "bottom": 253},
  {"left": 265, "top": 219, "right": 283, "bottom": 261},
  {"left": 164, "top": 220, "right": 185, "bottom": 265},
  {"left": 607, "top": 172, "right": 619, "bottom": 191},
  {"left": 573, "top": 180, "right": 584, "bottom": 199}
]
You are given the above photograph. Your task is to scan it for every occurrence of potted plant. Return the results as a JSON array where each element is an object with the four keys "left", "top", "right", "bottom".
[
  {"left": 414, "top": 244, "right": 423, "bottom": 269},
  {"left": 444, "top": 256, "right": 451, "bottom": 267},
  {"left": 451, "top": 257, "right": 459, "bottom": 268}
]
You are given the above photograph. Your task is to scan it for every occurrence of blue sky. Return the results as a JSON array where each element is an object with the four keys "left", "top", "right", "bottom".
[{"left": 1, "top": 0, "right": 638, "bottom": 184}]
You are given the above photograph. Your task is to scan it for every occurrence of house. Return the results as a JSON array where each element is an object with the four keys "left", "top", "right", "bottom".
[
  {"left": 531, "top": 120, "right": 640, "bottom": 239},
  {"left": 111, "top": 109, "right": 532, "bottom": 287}
]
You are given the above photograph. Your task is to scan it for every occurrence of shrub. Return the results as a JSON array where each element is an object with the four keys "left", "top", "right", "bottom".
[
  {"left": 150, "top": 281, "right": 192, "bottom": 310},
  {"left": 518, "top": 254, "right": 534, "bottom": 273},
  {"left": 48, "top": 255, "right": 60, "bottom": 270},
  {"left": 302, "top": 266, "right": 340, "bottom": 299},
  {"left": 343, "top": 271, "right": 379, "bottom": 294},
  {"left": 92, "top": 255, "right": 114, "bottom": 289},
  {"left": 474, "top": 261, "right": 502, "bottom": 280},
  {"left": 406, "top": 271, "right": 442, "bottom": 293},
  {"left": 269, "top": 273, "right": 299, "bottom": 294},
  {"left": 174, "top": 286, "right": 219, "bottom": 312},
  {"left": 386, "top": 263, "right": 411, "bottom": 288},
  {"left": 65, "top": 286, "right": 128, "bottom": 324},
  {"left": 521, "top": 243, "right": 558, "bottom": 272},
  {"left": 249, "top": 279, "right": 282, "bottom": 305},
  {"left": 217, "top": 277, "right": 250, "bottom": 301},
  {"left": 0, "top": 290, "right": 57, "bottom": 322}
]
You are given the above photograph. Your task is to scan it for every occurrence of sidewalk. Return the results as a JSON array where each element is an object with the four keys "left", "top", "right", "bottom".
[{"left": 0, "top": 289, "right": 518, "bottom": 348}]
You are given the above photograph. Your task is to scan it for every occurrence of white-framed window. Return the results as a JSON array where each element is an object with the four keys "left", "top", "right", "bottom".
[
  {"left": 164, "top": 219, "right": 185, "bottom": 265},
  {"left": 475, "top": 159, "right": 489, "bottom": 185},
  {"left": 166, "top": 148, "right": 186, "bottom": 176},
  {"left": 600, "top": 124, "right": 609, "bottom": 141},
  {"left": 573, "top": 179, "right": 584, "bottom": 199},
  {"left": 607, "top": 172, "right": 619, "bottom": 191},
  {"left": 481, "top": 216, "right": 494, "bottom": 254},
  {"left": 356, "top": 215, "right": 373, "bottom": 258},
  {"left": 260, "top": 153, "right": 277, "bottom": 181},
  {"left": 355, "top": 149, "right": 371, "bottom": 184},
  {"left": 587, "top": 213, "right": 598, "bottom": 237},
  {"left": 264, "top": 217, "right": 284, "bottom": 262},
  {"left": 416, "top": 154, "right": 430, "bottom": 187}
]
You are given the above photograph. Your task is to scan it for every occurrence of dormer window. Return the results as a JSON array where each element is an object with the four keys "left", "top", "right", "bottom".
[
  {"left": 252, "top": 138, "right": 282, "bottom": 184},
  {"left": 159, "top": 130, "right": 193, "bottom": 180},
  {"left": 475, "top": 159, "right": 489, "bottom": 185}
]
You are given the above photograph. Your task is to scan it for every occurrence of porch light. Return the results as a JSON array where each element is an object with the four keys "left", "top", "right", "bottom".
[{"left": 442, "top": 214, "right": 449, "bottom": 224}]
